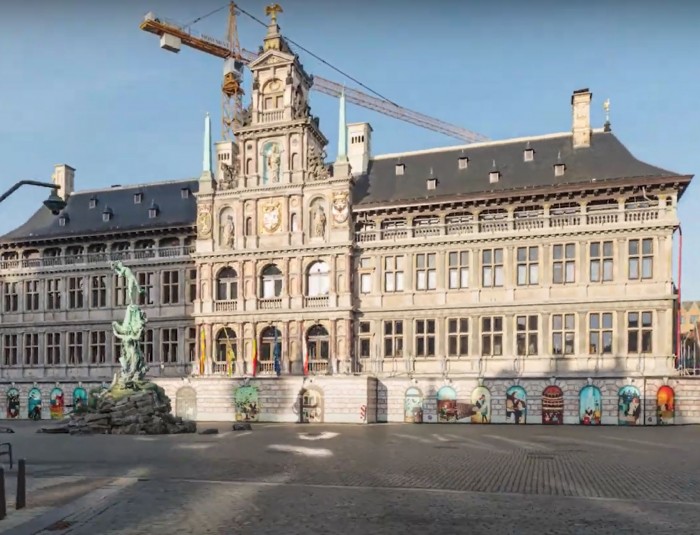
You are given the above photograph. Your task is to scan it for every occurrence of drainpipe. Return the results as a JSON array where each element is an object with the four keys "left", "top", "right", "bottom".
[{"left": 676, "top": 224, "right": 683, "bottom": 367}]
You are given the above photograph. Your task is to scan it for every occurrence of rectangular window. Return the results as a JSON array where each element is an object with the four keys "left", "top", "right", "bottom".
[
  {"left": 3, "top": 282, "right": 19, "bottom": 312},
  {"left": 358, "top": 321, "right": 372, "bottom": 359},
  {"left": 552, "top": 314, "right": 575, "bottom": 355},
  {"left": 186, "top": 327, "right": 197, "bottom": 362},
  {"left": 481, "top": 248, "right": 504, "bottom": 287},
  {"left": 24, "top": 333, "right": 39, "bottom": 365},
  {"left": 552, "top": 243, "right": 576, "bottom": 284},
  {"left": 90, "top": 275, "right": 107, "bottom": 308},
  {"left": 359, "top": 273, "right": 372, "bottom": 294},
  {"left": 142, "top": 329, "right": 154, "bottom": 362},
  {"left": 3, "top": 334, "right": 18, "bottom": 366},
  {"left": 114, "top": 337, "right": 122, "bottom": 364},
  {"left": 447, "top": 318, "right": 469, "bottom": 357},
  {"left": 114, "top": 274, "right": 127, "bottom": 307},
  {"left": 516, "top": 315, "right": 538, "bottom": 356},
  {"left": 138, "top": 272, "right": 155, "bottom": 306},
  {"left": 383, "top": 256, "right": 404, "bottom": 293},
  {"left": 589, "top": 241, "right": 613, "bottom": 282},
  {"left": 415, "top": 253, "right": 436, "bottom": 291},
  {"left": 90, "top": 331, "right": 107, "bottom": 364},
  {"left": 46, "top": 278, "right": 62, "bottom": 310},
  {"left": 383, "top": 320, "right": 403, "bottom": 358},
  {"left": 481, "top": 316, "right": 503, "bottom": 356},
  {"left": 627, "top": 311, "right": 653, "bottom": 353},
  {"left": 516, "top": 246, "right": 539, "bottom": 286},
  {"left": 162, "top": 328, "right": 179, "bottom": 363},
  {"left": 68, "top": 277, "right": 84, "bottom": 309},
  {"left": 448, "top": 251, "right": 469, "bottom": 289},
  {"left": 24, "top": 280, "right": 40, "bottom": 311},
  {"left": 589, "top": 312, "right": 613, "bottom": 354},
  {"left": 628, "top": 238, "right": 653, "bottom": 280},
  {"left": 68, "top": 331, "right": 84, "bottom": 364},
  {"left": 415, "top": 319, "right": 436, "bottom": 357},
  {"left": 46, "top": 333, "right": 61, "bottom": 365},
  {"left": 186, "top": 269, "right": 197, "bottom": 304},
  {"left": 162, "top": 270, "right": 180, "bottom": 305}
]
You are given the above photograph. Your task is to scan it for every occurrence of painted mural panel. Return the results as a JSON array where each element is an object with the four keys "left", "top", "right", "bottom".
[
  {"left": 505, "top": 386, "right": 527, "bottom": 424},
  {"left": 301, "top": 388, "right": 323, "bottom": 423},
  {"left": 436, "top": 386, "right": 457, "bottom": 423},
  {"left": 656, "top": 386, "right": 675, "bottom": 425},
  {"left": 6, "top": 388, "right": 19, "bottom": 419},
  {"left": 470, "top": 386, "right": 491, "bottom": 424},
  {"left": 50, "top": 388, "right": 65, "bottom": 420},
  {"left": 618, "top": 385, "right": 642, "bottom": 426},
  {"left": 28, "top": 388, "right": 42, "bottom": 420},
  {"left": 73, "top": 387, "right": 88, "bottom": 412},
  {"left": 542, "top": 385, "right": 564, "bottom": 425},
  {"left": 234, "top": 385, "right": 259, "bottom": 422},
  {"left": 579, "top": 385, "right": 602, "bottom": 425},
  {"left": 404, "top": 387, "right": 424, "bottom": 423}
]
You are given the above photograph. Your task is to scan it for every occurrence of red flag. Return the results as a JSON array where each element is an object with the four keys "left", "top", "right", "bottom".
[{"left": 303, "top": 335, "right": 309, "bottom": 376}]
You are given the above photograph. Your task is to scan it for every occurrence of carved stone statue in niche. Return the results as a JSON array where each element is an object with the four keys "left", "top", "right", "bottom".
[
  {"left": 307, "top": 145, "right": 329, "bottom": 181},
  {"left": 221, "top": 215, "right": 235, "bottom": 249},
  {"left": 219, "top": 161, "right": 238, "bottom": 190},
  {"left": 311, "top": 205, "right": 327, "bottom": 239},
  {"left": 265, "top": 143, "right": 282, "bottom": 183},
  {"left": 293, "top": 87, "right": 309, "bottom": 119}
]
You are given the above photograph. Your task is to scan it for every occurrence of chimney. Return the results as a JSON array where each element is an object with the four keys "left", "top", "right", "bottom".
[
  {"left": 52, "top": 164, "right": 75, "bottom": 199},
  {"left": 348, "top": 122, "right": 372, "bottom": 176},
  {"left": 571, "top": 88, "right": 592, "bottom": 149}
]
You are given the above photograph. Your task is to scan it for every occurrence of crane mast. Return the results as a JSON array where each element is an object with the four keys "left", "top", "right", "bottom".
[{"left": 139, "top": 6, "right": 489, "bottom": 143}]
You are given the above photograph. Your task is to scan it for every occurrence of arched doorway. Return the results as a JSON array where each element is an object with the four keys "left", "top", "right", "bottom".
[
  {"left": 618, "top": 385, "right": 642, "bottom": 426},
  {"left": 505, "top": 385, "right": 527, "bottom": 424},
  {"left": 436, "top": 386, "right": 457, "bottom": 423},
  {"left": 579, "top": 385, "right": 602, "bottom": 425},
  {"left": 542, "top": 385, "right": 564, "bottom": 425},
  {"left": 470, "top": 386, "right": 490, "bottom": 424},
  {"left": 50, "top": 387, "right": 65, "bottom": 420},
  {"left": 300, "top": 387, "right": 324, "bottom": 423},
  {"left": 28, "top": 387, "right": 42, "bottom": 421},
  {"left": 404, "top": 387, "right": 423, "bottom": 423},
  {"left": 175, "top": 387, "right": 197, "bottom": 420},
  {"left": 6, "top": 388, "right": 19, "bottom": 419},
  {"left": 657, "top": 385, "right": 675, "bottom": 425},
  {"left": 260, "top": 326, "right": 282, "bottom": 374}
]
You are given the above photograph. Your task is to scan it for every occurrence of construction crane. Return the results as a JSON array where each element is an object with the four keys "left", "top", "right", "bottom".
[{"left": 139, "top": 4, "right": 489, "bottom": 144}]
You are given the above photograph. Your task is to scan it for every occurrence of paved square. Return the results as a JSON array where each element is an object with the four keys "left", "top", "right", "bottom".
[{"left": 1, "top": 422, "right": 699, "bottom": 534}]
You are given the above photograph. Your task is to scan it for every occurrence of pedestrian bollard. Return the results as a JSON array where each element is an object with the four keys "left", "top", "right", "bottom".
[
  {"left": 0, "top": 467, "right": 6, "bottom": 520},
  {"left": 15, "top": 459, "right": 25, "bottom": 510}
]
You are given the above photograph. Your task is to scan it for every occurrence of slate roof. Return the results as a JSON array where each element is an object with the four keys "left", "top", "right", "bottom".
[
  {"left": 352, "top": 131, "right": 684, "bottom": 207},
  {"left": 0, "top": 179, "right": 198, "bottom": 244}
]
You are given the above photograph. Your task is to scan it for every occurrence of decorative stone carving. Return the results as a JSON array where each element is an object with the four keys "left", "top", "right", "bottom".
[
  {"left": 261, "top": 201, "right": 282, "bottom": 234},
  {"left": 197, "top": 206, "right": 212, "bottom": 239},
  {"left": 262, "top": 142, "right": 282, "bottom": 183},
  {"left": 221, "top": 215, "right": 235, "bottom": 249},
  {"left": 331, "top": 192, "right": 350, "bottom": 225},
  {"left": 219, "top": 162, "right": 238, "bottom": 190},
  {"left": 311, "top": 205, "right": 327, "bottom": 239},
  {"left": 307, "top": 145, "right": 329, "bottom": 181}
]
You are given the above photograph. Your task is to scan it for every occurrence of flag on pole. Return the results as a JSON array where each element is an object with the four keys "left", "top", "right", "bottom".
[
  {"left": 252, "top": 337, "right": 258, "bottom": 377},
  {"left": 302, "top": 334, "right": 309, "bottom": 376},
  {"left": 199, "top": 326, "right": 206, "bottom": 375},
  {"left": 273, "top": 329, "right": 281, "bottom": 377},
  {"left": 223, "top": 328, "right": 235, "bottom": 377}
]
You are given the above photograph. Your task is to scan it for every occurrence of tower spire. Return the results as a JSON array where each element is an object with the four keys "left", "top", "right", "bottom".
[
  {"left": 337, "top": 87, "right": 348, "bottom": 162},
  {"left": 203, "top": 112, "right": 212, "bottom": 173}
]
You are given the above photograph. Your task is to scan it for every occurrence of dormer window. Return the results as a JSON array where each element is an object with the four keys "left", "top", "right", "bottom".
[
  {"left": 133, "top": 192, "right": 143, "bottom": 204},
  {"left": 148, "top": 201, "right": 159, "bottom": 219},
  {"left": 89, "top": 196, "right": 97, "bottom": 209},
  {"left": 395, "top": 163, "right": 405, "bottom": 176},
  {"left": 427, "top": 178, "right": 438, "bottom": 190},
  {"left": 180, "top": 187, "right": 190, "bottom": 199},
  {"left": 523, "top": 148, "right": 535, "bottom": 162},
  {"left": 458, "top": 157, "right": 469, "bottom": 170},
  {"left": 102, "top": 207, "right": 113, "bottom": 222},
  {"left": 554, "top": 163, "right": 566, "bottom": 177},
  {"left": 489, "top": 170, "right": 501, "bottom": 184},
  {"left": 58, "top": 214, "right": 69, "bottom": 227}
]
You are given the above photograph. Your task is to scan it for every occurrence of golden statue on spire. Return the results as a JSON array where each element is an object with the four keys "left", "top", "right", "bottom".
[
  {"left": 265, "top": 3, "right": 283, "bottom": 24},
  {"left": 603, "top": 98, "right": 611, "bottom": 122}
]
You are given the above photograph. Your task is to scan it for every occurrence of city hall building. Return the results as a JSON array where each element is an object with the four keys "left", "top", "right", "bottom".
[{"left": 0, "top": 19, "right": 694, "bottom": 425}]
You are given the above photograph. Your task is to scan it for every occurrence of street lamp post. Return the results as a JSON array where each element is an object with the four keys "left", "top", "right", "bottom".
[{"left": 0, "top": 180, "right": 66, "bottom": 214}]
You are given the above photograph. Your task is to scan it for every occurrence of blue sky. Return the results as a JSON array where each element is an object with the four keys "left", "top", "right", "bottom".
[{"left": 1, "top": 0, "right": 699, "bottom": 295}]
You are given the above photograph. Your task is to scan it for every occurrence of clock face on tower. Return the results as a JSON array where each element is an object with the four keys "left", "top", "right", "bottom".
[{"left": 268, "top": 78, "right": 282, "bottom": 92}]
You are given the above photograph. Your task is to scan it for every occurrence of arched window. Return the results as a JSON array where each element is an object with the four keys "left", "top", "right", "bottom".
[
  {"left": 307, "top": 324, "right": 329, "bottom": 360},
  {"left": 291, "top": 212, "right": 299, "bottom": 232},
  {"left": 306, "top": 261, "right": 329, "bottom": 297},
  {"left": 245, "top": 217, "right": 253, "bottom": 236},
  {"left": 260, "top": 326, "right": 281, "bottom": 362},
  {"left": 216, "top": 267, "right": 238, "bottom": 300},
  {"left": 260, "top": 264, "right": 283, "bottom": 298},
  {"left": 215, "top": 328, "right": 237, "bottom": 362}
]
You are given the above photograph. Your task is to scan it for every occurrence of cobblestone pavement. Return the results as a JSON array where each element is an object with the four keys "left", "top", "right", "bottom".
[{"left": 2, "top": 422, "right": 700, "bottom": 534}]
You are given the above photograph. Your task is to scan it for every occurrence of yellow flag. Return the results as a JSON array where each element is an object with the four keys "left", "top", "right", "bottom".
[{"left": 199, "top": 326, "right": 206, "bottom": 375}]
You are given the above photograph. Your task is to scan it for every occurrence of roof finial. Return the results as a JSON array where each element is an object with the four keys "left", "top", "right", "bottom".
[
  {"left": 603, "top": 98, "right": 612, "bottom": 132},
  {"left": 265, "top": 3, "right": 283, "bottom": 25}
]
